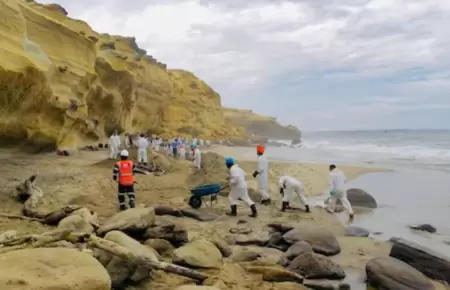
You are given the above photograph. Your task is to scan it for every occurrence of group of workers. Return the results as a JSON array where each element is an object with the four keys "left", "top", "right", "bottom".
[{"left": 224, "top": 145, "right": 354, "bottom": 220}]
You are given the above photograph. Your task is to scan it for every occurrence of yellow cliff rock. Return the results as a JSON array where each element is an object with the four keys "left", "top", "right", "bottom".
[{"left": 0, "top": 0, "right": 247, "bottom": 149}]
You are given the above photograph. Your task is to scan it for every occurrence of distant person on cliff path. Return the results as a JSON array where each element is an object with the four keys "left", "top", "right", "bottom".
[
  {"left": 136, "top": 133, "right": 149, "bottom": 166},
  {"left": 252, "top": 145, "right": 271, "bottom": 205},
  {"left": 108, "top": 131, "right": 121, "bottom": 159},
  {"left": 279, "top": 176, "right": 310, "bottom": 212},
  {"left": 225, "top": 157, "right": 258, "bottom": 218},
  {"left": 326, "top": 164, "right": 354, "bottom": 221},
  {"left": 113, "top": 150, "right": 137, "bottom": 210}
]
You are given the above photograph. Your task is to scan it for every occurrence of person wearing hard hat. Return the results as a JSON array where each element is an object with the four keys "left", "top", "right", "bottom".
[
  {"left": 252, "top": 145, "right": 271, "bottom": 205},
  {"left": 113, "top": 150, "right": 138, "bottom": 210},
  {"left": 225, "top": 157, "right": 258, "bottom": 218},
  {"left": 279, "top": 176, "right": 310, "bottom": 212}
]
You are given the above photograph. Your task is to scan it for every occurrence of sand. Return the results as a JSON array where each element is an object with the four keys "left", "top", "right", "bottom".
[{"left": 0, "top": 146, "right": 445, "bottom": 290}]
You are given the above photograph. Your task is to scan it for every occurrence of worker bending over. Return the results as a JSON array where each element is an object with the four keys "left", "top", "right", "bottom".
[
  {"left": 279, "top": 176, "right": 310, "bottom": 212},
  {"left": 226, "top": 157, "right": 258, "bottom": 218},
  {"left": 326, "top": 164, "right": 354, "bottom": 221},
  {"left": 136, "top": 133, "right": 149, "bottom": 166},
  {"left": 113, "top": 150, "right": 137, "bottom": 210},
  {"left": 252, "top": 145, "right": 271, "bottom": 205}
]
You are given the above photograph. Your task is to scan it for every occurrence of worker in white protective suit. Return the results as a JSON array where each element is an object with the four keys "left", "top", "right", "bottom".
[
  {"left": 136, "top": 133, "right": 149, "bottom": 166},
  {"left": 225, "top": 157, "right": 257, "bottom": 218},
  {"left": 124, "top": 133, "right": 131, "bottom": 148},
  {"left": 326, "top": 164, "right": 354, "bottom": 221},
  {"left": 108, "top": 131, "right": 121, "bottom": 159},
  {"left": 279, "top": 176, "right": 310, "bottom": 213},
  {"left": 179, "top": 144, "right": 186, "bottom": 160},
  {"left": 192, "top": 145, "right": 202, "bottom": 169},
  {"left": 252, "top": 145, "right": 271, "bottom": 205}
]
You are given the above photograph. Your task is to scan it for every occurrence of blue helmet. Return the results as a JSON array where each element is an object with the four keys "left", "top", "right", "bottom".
[{"left": 225, "top": 157, "right": 234, "bottom": 166}]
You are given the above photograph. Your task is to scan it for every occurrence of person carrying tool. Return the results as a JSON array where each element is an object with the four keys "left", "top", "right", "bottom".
[
  {"left": 113, "top": 150, "right": 137, "bottom": 210},
  {"left": 225, "top": 157, "right": 258, "bottom": 218},
  {"left": 252, "top": 145, "right": 271, "bottom": 205},
  {"left": 279, "top": 175, "right": 310, "bottom": 212}
]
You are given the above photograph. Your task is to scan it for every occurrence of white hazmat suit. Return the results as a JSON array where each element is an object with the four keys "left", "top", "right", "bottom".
[
  {"left": 108, "top": 134, "right": 121, "bottom": 159},
  {"left": 326, "top": 168, "right": 354, "bottom": 215},
  {"left": 136, "top": 136, "right": 149, "bottom": 164},
  {"left": 279, "top": 176, "right": 309, "bottom": 209},
  {"left": 179, "top": 146, "right": 186, "bottom": 160},
  {"left": 256, "top": 154, "right": 270, "bottom": 201},
  {"left": 193, "top": 148, "right": 202, "bottom": 169},
  {"left": 228, "top": 164, "right": 254, "bottom": 206}
]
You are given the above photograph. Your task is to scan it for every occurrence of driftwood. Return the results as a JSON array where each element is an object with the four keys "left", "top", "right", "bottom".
[
  {"left": 1, "top": 205, "right": 83, "bottom": 226},
  {"left": 71, "top": 234, "right": 208, "bottom": 281},
  {"left": 0, "top": 228, "right": 72, "bottom": 253}
]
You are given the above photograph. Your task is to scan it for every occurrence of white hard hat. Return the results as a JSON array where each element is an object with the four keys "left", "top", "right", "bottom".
[{"left": 120, "top": 150, "right": 129, "bottom": 157}]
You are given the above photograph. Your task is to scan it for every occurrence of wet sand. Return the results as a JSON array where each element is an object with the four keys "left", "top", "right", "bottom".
[{"left": 0, "top": 147, "right": 446, "bottom": 290}]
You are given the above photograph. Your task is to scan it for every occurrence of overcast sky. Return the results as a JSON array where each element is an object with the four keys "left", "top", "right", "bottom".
[{"left": 41, "top": 0, "right": 450, "bottom": 131}]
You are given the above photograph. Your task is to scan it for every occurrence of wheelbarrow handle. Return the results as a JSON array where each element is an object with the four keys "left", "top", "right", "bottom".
[{"left": 219, "top": 184, "right": 230, "bottom": 191}]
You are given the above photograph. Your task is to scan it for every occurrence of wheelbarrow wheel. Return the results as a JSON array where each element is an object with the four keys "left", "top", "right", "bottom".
[{"left": 189, "top": 195, "right": 202, "bottom": 209}]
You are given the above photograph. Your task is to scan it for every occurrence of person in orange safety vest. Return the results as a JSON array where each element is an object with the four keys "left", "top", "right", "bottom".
[{"left": 113, "top": 149, "right": 137, "bottom": 210}]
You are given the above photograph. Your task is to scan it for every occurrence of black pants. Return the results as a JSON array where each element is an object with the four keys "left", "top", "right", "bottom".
[
  {"left": 118, "top": 184, "right": 135, "bottom": 210},
  {"left": 172, "top": 148, "right": 178, "bottom": 158}
]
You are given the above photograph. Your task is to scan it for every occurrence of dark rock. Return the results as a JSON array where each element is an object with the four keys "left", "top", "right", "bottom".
[
  {"left": 283, "top": 227, "right": 341, "bottom": 256},
  {"left": 58, "top": 66, "right": 68, "bottom": 73},
  {"left": 287, "top": 252, "right": 346, "bottom": 279},
  {"left": 143, "top": 220, "right": 188, "bottom": 247},
  {"left": 79, "top": 31, "right": 86, "bottom": 36},
  {"left": 88, "top": 36, "right": 99, "bottom": 43},
  {"left": 100, "top": 41, "right": 116, "bottom": 50},
  {"left": 389, "top": 237, "right": 450, "bottom": 283},
  {"left": 279, "top": 241, "right": 314, "bottom": 267},
  {"left": 303, "top": 280, "right": 350, "bottom": 290},
  {"left": 340, "top": 188, "right": 377, "bottom": 208},
  {"left": 267, "top": 223, "right": 294, "bottom": 234},
  {"left": 344, "top": 226, "right": 370, "bottom": 237},
  {"left": 366, "top": 256, "right": 434, "bottom": 290},
  {"left": 179, "top": 208, "right": 218, "bottom": 221},
  {"left": 154, "top": 205, "right": 184, "bottom": 217},
  {"left": 408, "top": 224, "right": 437, "bottom": 233}
]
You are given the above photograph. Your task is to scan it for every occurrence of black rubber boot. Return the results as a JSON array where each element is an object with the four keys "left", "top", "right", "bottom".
[
  {"left": 249, "top": 204, "right": 258, "bottom": 218},
  {"left": 226, "top": 205, "right": 237, "bottom": 216},
  {"left": 305, "top": 205, "right": 310, "bottom": 212},
  {"left": 129, "top": 199, "right": 135, "bottom": 208},
  {"left": 119, "top": 205, "right": 127, "bottom": 211},
  {"left": 349, "top": 213, "right": 354, "bottom": 221},
  {"left": 281, "top": 201, "right": 289, "bottom": 212}
]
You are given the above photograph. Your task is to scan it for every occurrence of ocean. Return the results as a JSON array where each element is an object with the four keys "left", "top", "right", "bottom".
[{"left": 270, "top": 129, "right": 450, "bottom": 257}]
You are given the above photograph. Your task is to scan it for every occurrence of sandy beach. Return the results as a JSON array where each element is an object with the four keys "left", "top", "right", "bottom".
[{"left": 0, "top": 146, "right": 446, "bottom": 290}]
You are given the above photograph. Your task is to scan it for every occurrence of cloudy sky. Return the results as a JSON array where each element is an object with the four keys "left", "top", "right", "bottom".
[{"left": 41, "top": 0, "right": 450, "bottom": 131}]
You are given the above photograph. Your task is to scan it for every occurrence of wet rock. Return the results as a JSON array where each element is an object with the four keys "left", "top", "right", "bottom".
[
  {"left": 144, "top": 238, "right": 175, "bottom": 256},
  {"left": 143, "top": 220, "right": 188, "bottom": 247},
  {"left": 340, "top": 188, "right": 377, "bottom": 208},
  {"left": 267, "top": 232, "right": 290, "bottom": 251},
  {"left": 208, "top": 232, "right": 232, "bottom": 257},
  {"left": 267, "top": 222, "right": 294, "bottom": 234},
  {"left": 229, "top": 227, "right": 252, "bottom": 234},
  {"left": 344, "top": 225, "right": 370, "bottom": 237},
  {"left": 408, "top": 223, "right": 437, "bottom": 233},
  {"left": 390, "top": 237, "right": 450, "bottom": 283},
  {"left": 279, "top": 241, "right": 314, "bottom": 267},
  {"left": 180, "top": 208, "right": 218, "bottom": 221},
  {"left": 97, "top": 207, "right": 155, "bottom": 237},
  {"left": 58, "top": 214, "right": 94, "bottom": 235},
  {"left": 231, "top": 250, "right": 262, "bottom": 262},
  {"left": 172, "top": 239, "right": 222, "bottom": 269},
  {"left": 283, "top": 227, "right": 341, "bottom": 256},
  {"left": 287, "top": 252, "right": 346, "bottom": 279},
  {"left": 234, "top": 230, "right": 270, "bottom": 246},
  {"left": 0, "top": 248, "right": 110, "bottom": 290},
  {"left": 242, "top": 265, "right": 303, "bottom": 283},
  {"left": 154, "top": 205, "right": 184, "bottom": 217},
  {"left": 366, "top": 256, "right": 434, "bottom": 290},
  {"left": 303, "top": 280, "right": 350, "bottom": 290}
]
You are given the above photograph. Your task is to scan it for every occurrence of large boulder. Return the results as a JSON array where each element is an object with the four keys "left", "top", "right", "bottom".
[
  {"left": 366, "top": 256, "right": 434, "bottom": 290},
  {"left": 144, "top": 238, "right": 175, "bottom": 256},
  {"left": 172, "top": 239, "right": 222, "bottom": 269},
  {"left": 279, "top": 241, "right": 314, "bottom": 267},
  {"left": 58, "top": 215, "right": 94, "bottom": 235},
  {"left": 287, "top": 252, "right": 346, "bottom": 279},
  {"left": 390, "top": 237, "right": 450, "bottom": 283},
  {"left": 344, "top": 226, "right": 370, "bottom": 237},
  {"left": 97, "top": 207, "right": 155, "bottom": 237},
  {"left": 283, "top": 227, "right": 341, "bottom": 256},
  {"left": 0, "top": 248, "right": 111, "bottom": 290},
  {"left": 339, "top": 188, "right": 377, "bottom": 208},
  {"left": 143, "top": 219, "right": 189, "bottom": 246}
]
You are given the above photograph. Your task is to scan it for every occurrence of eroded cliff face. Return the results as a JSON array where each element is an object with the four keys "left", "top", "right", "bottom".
[
  {"left": 0, "top": 0, "right": 246, "bottom": 150},
  {"left": 223, "top": 108, "right": 301, "bottom": 140}
]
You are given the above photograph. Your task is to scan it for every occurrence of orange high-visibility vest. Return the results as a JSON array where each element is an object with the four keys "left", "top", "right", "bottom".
[{"left": 116, "top": 160, "right": 134, "bottom": 185}]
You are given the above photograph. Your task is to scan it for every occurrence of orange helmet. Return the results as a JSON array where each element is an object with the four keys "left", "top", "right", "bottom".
[{"left": 256, "top": 145, "right": 265, "bottom": 154}]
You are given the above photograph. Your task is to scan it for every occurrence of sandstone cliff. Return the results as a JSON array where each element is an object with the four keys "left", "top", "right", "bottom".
[
  {"left": 0, "top": 0, "right": 247, "bottom": 150},
  {"left": 224, "top": 108, "right": 301, "bottom": 140}
]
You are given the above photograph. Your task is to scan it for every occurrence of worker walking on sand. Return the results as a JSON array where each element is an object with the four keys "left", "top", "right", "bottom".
[
  {"left": 136, "top": 133, "right": 149, "bottom": 166},
  {"left": 113, "top": 150, "right": 137, "bottom": 210},
  {"left": 252, "top": 145, "right": 271, "bottom": 205},
  {"left": 279, "top": 176, "right": 310, "bottom": 212},
  {"left": 192, "top": 145, "right": 202, "bottom": 169},
  {"left": 225, "top": 157, "right": 258, "bottom": 218},
  {"left": 108, "top": 131, "right": 121, "bottom": 159},
  {"left": 326, "top": 164, "right": 354, "bottom": 221},
  {"left": 179, "top": 144, "right": 186, "bottom": 160}
]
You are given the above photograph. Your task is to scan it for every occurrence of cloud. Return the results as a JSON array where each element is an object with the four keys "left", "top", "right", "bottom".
[{"left": 39, "top": 0, "right": 450, "bottom": 130}]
